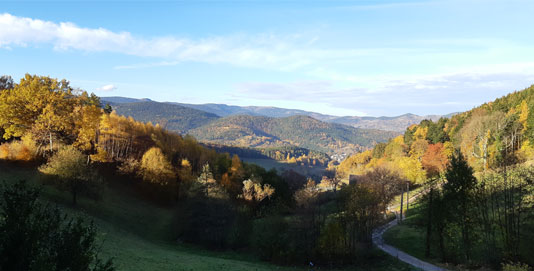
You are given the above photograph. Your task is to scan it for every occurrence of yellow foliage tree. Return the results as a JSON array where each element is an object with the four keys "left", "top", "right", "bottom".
[
  {"left": 409, "top": 138, "right": 429, "bottom": 161},
  {"left": 74, "top": 104, "right": 102, "bottom": 153},
  {"left": 396, "top": 156, "right": 426, "bottom": 184},
  {"left": 413, "top": 126, "right": 428, "bottom": 140},
  {"left": 140, "top": 147, "right": 176, "bottom": 185}
]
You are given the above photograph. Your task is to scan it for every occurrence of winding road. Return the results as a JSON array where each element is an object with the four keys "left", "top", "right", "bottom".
[{"left": 372, "top": 190, "right": 449, "bottom": 271}]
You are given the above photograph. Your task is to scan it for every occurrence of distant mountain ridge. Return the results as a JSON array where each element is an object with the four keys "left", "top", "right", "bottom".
[
  {"left": 102, "top": 96, "right": 448, "bottom": 131},
  {"left": 188, "top": 114, "right": 398, "bottom": 155},
  {"left": 109, "top": 101, "right": 219, "bottom": 134},
  {"left": 101, "top": 97, "right": 400, "bottom": 156}
]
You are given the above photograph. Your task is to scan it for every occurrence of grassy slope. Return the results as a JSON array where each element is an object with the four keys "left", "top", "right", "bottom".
[{"left": 0, "top": 162, "right": 417, "bottom": 271}]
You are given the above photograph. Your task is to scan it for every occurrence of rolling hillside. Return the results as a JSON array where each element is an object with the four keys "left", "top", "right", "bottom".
[
  {"left": 173, "top": 102, "right": 445, "bottom": 131},
  {"left": 102, "top": 97, "right": 446, "bottom": 131},
  {"left": 110, "top": 101, "right": 220, "bottom": 134},
  {"left": 101, "top": 98, "right": 401, "bottom": 156},
  {"left": 189, "top": 115, "right": 399, "bottom": 155}
]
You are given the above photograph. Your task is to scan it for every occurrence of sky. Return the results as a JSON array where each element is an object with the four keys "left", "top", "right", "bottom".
[{"left": 1, "top": 0, "right": 534, "bottom": 117}]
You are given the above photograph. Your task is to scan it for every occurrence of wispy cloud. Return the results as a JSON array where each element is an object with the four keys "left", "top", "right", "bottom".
[
  {"left": 113, "top": 61, "right": 180, "bottom": 70},
  {"left": 0, "top": 13, "right": 426, "bottom": 72},
  {"left": 96, "top": 84, "right": 116, "bottom": 91},
  {"left": 234, "top": 66, "right": 534, "bottom": 116}
]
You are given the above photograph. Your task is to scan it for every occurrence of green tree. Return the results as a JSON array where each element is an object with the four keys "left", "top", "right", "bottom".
[
  {"left": 39, "top": 145, "right": 98, "bottom": 205},
  {"left": 0, "top": 181, "right": 114, "bottom": 271},
  {"left": 103, "top": 103, "right": 113, "bottom": 114},
  {"left": 443, "top": 151, "right": 477, "bottom": 262},
  {"left": 0, "top": 75, "right": 14, "bottom": 91},
  {"left": 427, "top": 118, "right": 449, "bottom": 144}
]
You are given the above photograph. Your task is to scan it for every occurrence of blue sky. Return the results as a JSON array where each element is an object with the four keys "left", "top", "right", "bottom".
[{"left": 1, "top": 0, "right": 534, "bottom": 117}]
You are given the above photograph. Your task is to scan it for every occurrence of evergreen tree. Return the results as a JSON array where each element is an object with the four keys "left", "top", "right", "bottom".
[{"left": 443, "top": 151, "right": 477, "bottom": 262}]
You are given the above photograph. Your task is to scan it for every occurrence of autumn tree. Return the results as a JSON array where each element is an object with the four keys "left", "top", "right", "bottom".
[
  {"left": 361, "top": 167, "right": 404, "bottom": 210},
  {"left": 221, "top": 155, "right": 245, "bottom": 197},
  {"left": 0, "top": 74, "right": 76, "bottom": 153},
  {"left": 422, "top": 143, "right": 449, "bottom": 178},
  {"left": 240, "top": 179, "right": 275, "bottom": 202},
  {"left": 39, "top": 145, "right": 100, "bottom": 205},
  {"left": 339, "top": 181, "right": 385, "bottom": 247},
  {"left": 73, "top": 94, "right": 103, "bottom": 153},
  {"left": 139, "top": 147, "right": 176, "bottom": 185}
]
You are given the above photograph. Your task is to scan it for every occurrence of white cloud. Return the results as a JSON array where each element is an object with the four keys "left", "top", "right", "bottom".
[
  {"left": 96, "top": 84, "right": 116, "bottom": 91},
  {"left": 0, "top": 13, "right": 419, "bottom": 72}
]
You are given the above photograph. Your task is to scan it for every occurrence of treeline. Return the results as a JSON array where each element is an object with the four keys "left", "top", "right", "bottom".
[
  {"left": 339, "top": 84, "right": 534, "bottom": 268},
  {"left": 0, "top": 74, "right": 288, "bottom": 206},
  {"left": 339, "top": 84, "right": 534, "bottom": 182}
]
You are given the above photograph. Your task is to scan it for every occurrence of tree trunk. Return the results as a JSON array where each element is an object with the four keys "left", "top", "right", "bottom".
[{"left": 49, "top": 131, "right": 53, "bottom": 152}]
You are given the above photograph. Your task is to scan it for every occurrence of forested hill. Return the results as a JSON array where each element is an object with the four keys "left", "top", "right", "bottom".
[
  {"left": 338, "top": 84, "right": 534, "bottom": 182},
  {"left": 101, "top": 96, "right": 446, "bottom": 131},
  {"left": 188, "top": 114, "right": 399, "bottom": 155},
  {"left": 111, "top": 101, "right": 220, "bottom": 134}
]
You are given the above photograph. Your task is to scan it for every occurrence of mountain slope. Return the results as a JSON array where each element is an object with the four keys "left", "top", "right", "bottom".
[
  {"left": 329, "top": 113, "right": 442, "bottom": 131},
  {"left": 111, "top": 101, "right": 220, "bottom": 133},
  {"left": 101, "top": 97, "right": 444, "bottom": 131},
  {"left": 172, "top": 102, "right": 441, "bottom": 131},
  {"left": 189, "top": 115, "right": 399, "bottom": 155}
]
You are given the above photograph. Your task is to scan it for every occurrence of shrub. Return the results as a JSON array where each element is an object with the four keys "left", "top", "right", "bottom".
[{"left": 0, "top": 180, "right": 114, "bottom": 270}]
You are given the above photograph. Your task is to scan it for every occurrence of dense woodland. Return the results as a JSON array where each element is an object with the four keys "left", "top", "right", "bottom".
[
  {"left": 339, "top": 84, "right": 534, "bottom": 269},
  {"left": 110, "top": 101, "right": 220, "bottom": 134},
  {"left": 189, "top": 114, "right": 398, "bottom": 156},
  {"left": 0, "top": 74, "right": 408, "bottom": 269}
]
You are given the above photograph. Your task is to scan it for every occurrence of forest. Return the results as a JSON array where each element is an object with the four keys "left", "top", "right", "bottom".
[
  {"left": 338, "top": 84, "right": 534, "bottom": 269},
  {"left": 0, "top": 74, "right": 413, "bottom": 270}
]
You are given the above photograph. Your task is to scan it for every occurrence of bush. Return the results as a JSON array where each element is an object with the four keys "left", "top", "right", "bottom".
[
  {"left": 251, "top": 216, "right": 289, "bottom": 263},
  {"left": 0, "top": 136, "right": 37, "bottom": 161},
  {"left": 174, "top": 198, "right": 236, "bottom": 249},
  {"left": 39, "top": 145, "right": 102, "bottom": 205},
  {"left": 0, "top": 180, "right": 114, "bottom": 271},
  {"left": 502, "top": 262, "right": 531, "bottom": 271}
]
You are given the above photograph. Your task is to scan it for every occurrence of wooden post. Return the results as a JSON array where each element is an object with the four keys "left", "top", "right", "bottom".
[
  {"left": 399, "top": 188, "right": 404, "bottom": 223},
  {"left": 406, "top": 182, "right": 410, "bottom": 211}
]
